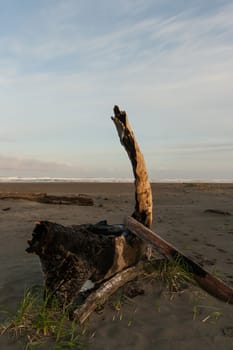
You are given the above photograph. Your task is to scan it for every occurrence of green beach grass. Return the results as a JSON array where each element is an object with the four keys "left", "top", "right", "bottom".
[{"left": 0, "top": 258, "right": 196, "bottom": 349}]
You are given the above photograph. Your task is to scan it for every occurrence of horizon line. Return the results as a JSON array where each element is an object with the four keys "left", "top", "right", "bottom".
[{"left": 0, "top": 176, "right": 232, "bottom": 184}]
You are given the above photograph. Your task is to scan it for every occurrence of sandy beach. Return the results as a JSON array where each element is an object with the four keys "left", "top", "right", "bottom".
[{"left": 0, "top": 182, "right": 233, "bottom": 349}]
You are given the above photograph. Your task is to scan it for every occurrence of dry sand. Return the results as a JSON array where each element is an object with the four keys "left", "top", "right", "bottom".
[{"left": 0, "top": 182, "right": 233, "bottom": 349}]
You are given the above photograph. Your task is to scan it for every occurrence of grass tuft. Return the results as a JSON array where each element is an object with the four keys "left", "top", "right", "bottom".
[
  {"left": 0, "top": 289, "right": 87, "bottom": 349},
  {"left": 156, "top": 257, "right": 195, "bottom": 293},
  {"left": 0, "top": 259, "right": 196, "bottom": 348}
]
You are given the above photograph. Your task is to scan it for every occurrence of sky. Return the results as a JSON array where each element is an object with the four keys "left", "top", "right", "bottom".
[{"left": 0, "top": 0, "right": 232, "bottom": 181}]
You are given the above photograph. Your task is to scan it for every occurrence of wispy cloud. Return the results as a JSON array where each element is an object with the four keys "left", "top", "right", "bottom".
[
  {"left": 0, "top": 134, "right": 16, "bottom": 143},
  {"left": 0, "top": 1, "right": 232, "bottom": 179},
  {"left": 146, "top": 141, "right": 233, "bottom": 154},
  {"left": 0, "top": 155, "right": 71, "bottom": 173},
  {"left": 1, "top": 1, "right": 232, "bottom": 72},
  {"left": 0, "top": 153, "right": 105, "bottom": 178}
]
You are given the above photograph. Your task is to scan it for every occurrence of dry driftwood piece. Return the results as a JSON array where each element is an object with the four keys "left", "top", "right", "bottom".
[
  {"left": 26, "top": 105, "right": 233, "bottom": 325},
  {"left": 26, "top": 220, "right": 143, "bottom": 306},
  {"left": 204, "top": 209, "right": 231, "bottom": 216},
  {"left": 0, "top": 192, "right": 93, "bottom": 206},
  {"left": 26, "top": 105, "right": 153, "bottom": 312},
  {"left": 126, "top": 216, "right": 233, "bottom": 304},
  {"left": 112, "top": 106, "right": 153, "bottom": 228},
  {"left": 2, "top": 207, "right": 11, "bottom": 211},
  {"left": 73, "top": 263, "right": 146, "bottom": 324}
]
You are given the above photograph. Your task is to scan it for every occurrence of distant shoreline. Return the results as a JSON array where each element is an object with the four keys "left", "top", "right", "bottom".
[
  {"left": 0, "top": 177, "right": 232, "bottom": 184},
  {"left": 0, "top": 182, "right": 232, "bottom": 197}
]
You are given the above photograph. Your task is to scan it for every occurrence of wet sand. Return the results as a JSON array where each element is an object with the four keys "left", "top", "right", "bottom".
[{"left": 0, "top": 182, "right": 233, "bottom": 349}]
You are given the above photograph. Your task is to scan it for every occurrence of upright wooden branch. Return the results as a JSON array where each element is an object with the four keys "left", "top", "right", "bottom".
[
  {"left": 112, "top": 106, "right": 153, "bottom": 228},
  {"left": 26, "top": 105, "right": 233, "bottom": 325},
  {"left": 26, "top": 105, "right": 154, "bottom": 322},
  {"left": 72, "top": 106, "right": 155, "bottom": 322}
]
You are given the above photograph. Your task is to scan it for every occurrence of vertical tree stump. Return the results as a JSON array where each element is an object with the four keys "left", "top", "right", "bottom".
[
  {"left": 26, "top": 105, "right": 233, "bottom": 323},
  {"left": 26, "top": 106, "right": 153, "bottom": 308},
  {"left": 112, "top": 106, "right": 153, "bottom": 228}
]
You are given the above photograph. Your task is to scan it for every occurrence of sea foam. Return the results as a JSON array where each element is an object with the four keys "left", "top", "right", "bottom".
[{"left": 0, "top": 177, "right": 232, "bottom": 183}]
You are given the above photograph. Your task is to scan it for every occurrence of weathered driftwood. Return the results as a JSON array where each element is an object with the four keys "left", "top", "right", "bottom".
[
  {"left": 2, "top": 207, "right": 11, "bottom": 211},
  {"left": 26, "top": 220, "right": 143, "bottom": 306},
  {"left": 204, "top": 209, "right": 231, "bottom": 216},
  {"left": 26, "top": 105, "right": 152, "bottom": 311},
  {"left": 112, "top": 106, "right": 153, "bottom": 228},
  {"left": 126, "top": 216, "right": 233, "bottom": 304},
  {"left": 0, "top": 192, "right": 93, "bottom": 206},
  {"left": 26, "top": 105, "right": 233, "bottom": 325},
  {"left": 73, "top": 263, "right": 146, "bottom": 324}
]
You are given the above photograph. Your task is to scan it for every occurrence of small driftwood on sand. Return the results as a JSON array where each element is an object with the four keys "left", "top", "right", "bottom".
[
  {"left": 26, "top": 105, "right": 233, "bottom": 324},
  {"left": 204, "top": 209, "right": 231, "bottom": 216},
  {"left": 0, "top": 192, "right": 93, "bottom": 206}
]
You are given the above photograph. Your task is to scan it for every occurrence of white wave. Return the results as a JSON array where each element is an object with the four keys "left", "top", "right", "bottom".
[
  {"left": 0, "top": 176, "right": 232, "bottom": 183},
  {"left": 0, "top": 176, "right": 133, "bottom": 183},
  {"left": 154, "top": 178, "right": 233, "bottom": 183}
]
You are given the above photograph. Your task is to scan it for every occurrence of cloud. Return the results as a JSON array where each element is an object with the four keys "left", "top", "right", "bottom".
[
  {"left": 147, "top": 141, "right": 233, "bottom": 153},
  {"left": 1, "top": 1, "right": 232, "bottom": 72},
  {"left": 0, "top": 152, "right": 134, "bottom": 179},
  {"left": 146, "top": 140, "right": 233, "bottom": 181},
  {"left": 0, "top": 134, "right": 16, "bottom": 143},
  {"left": 0, "top": 1, "right": 232, "bottom": 180},
  {"left": 0, "top": 154, "right": 72, "bottom": 175}
]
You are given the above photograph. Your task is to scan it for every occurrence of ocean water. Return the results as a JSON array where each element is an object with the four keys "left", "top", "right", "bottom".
[
  {"left": 0, "top": 177, "right": 133, "bottom": 183},
  {"left": 0, "top": 176, "right": 232, "bottom": 183}
]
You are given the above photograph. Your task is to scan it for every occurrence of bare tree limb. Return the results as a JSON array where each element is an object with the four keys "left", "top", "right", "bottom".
[
  {"left": 71, "top": 106, "right": 155, "bottom": 322},
  {"left": 73, "top": 263, "right": 146, "bottom": 324},
  {"left": 111, "top": 106, "right": 153, "bottom": 228},
  {"left": 25, "top": 105, "right": 155, "bottom": 323},
  {"left": 126, "top": 216, "right": 233, "bottom": 304}
]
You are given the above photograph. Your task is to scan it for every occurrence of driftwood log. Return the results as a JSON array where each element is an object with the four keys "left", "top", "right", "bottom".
[
  {"left": 26, "top": 220, "right": 144, "bottom": 306},
  {"left": 0, "top": 192, "right": 93, "bottom": 206},
  {"left": 73, "top": 263, "right": 146, "bottom": 324},
  {"left": 26, "top": 106, "right": 152, "bottom": 310},
  {"left": 126, "top": 217, "right": 233, "bottom": 304},
  {"left": 204, "top": 209, "right": 231, "bottom": 216},
  {"left": 26, "top": 105, "right": 233, "bottom": 323},
  {"left": 111, "top": 106, "right": 152, "bottom": 228}
]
